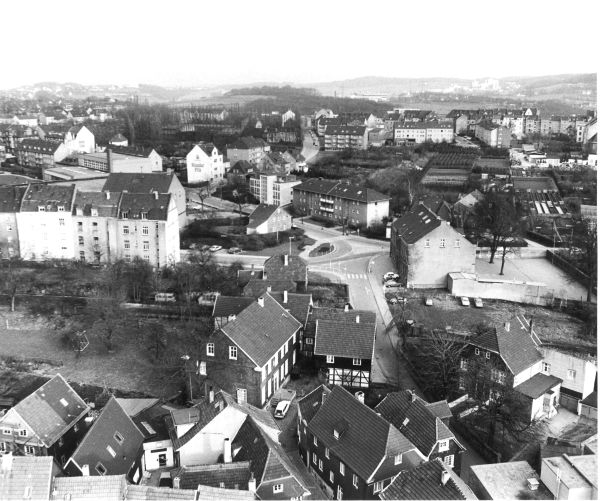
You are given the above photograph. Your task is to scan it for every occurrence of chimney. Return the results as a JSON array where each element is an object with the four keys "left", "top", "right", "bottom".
[
  {"left": 1, "top": 452, "right": 13, "bottom": 472},
  {"left": 209, "top": 387, "right": 214, "bottom": 403},
  {"left": 441, "top": 469, "right": 450, "bottom": 486},
  {"left": 344, "top": 303, "right": 349, "bottom": 312},
  {"left": 105, "top": 191, "right": 110, "bottom": 200},
  {"left": 283, "top": 290, "right": 288, "bottom": 304},
  {"left": 504, "top": 322, "right": 510, "bottom": 332},
  {"left": 81, "top": 464, "right": 89, "bottom": 476},
  {"left": 355, "top": 315, "right": 360, "bottom": 323},
  {"left": 248, "top": 474, "right": 256, "bottom": 493},
  {"left": 258, "top": 297, "right": 264, "bottom": 307},
  {"left": 355, "top": 391, "right": 364, "bottom": 404},
  {"left": 529, "top": 318, "right": 534, "bottom": 335},
  {"left": 223, "top": 438, "right": 232, "bottom": 463},
  {"left": 410, "top": 390, "right": 417, "bottom": 402},
  {"left": 321, "top": 391, "right": 327, "bottom": 405},
  {"left": 153, "top": 191, "right": 159, "bottom": 200},
  {"left": 173, "top": 477, "right": 180, "bottom": 489},
  {"left": 267, "top": 285, "right": 272, "bottom": 293},
  {"left": 107, "top": 148, "right": 113, "bottom": 173},
  {"left": 284, "top": 254, "right": 289, "bottom": 266}
]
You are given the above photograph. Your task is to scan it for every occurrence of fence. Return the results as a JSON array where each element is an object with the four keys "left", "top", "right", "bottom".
[{"left": 546, "top": 250, "right": 592, "bottom": 289}]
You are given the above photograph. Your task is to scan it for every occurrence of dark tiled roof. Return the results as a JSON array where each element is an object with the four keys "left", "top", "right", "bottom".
[
  {"left": 102, "top": 172, "right": 175, "bottom": 194},
  {"left": 293, "top": 178, "right": 389, "bottom": 203},
  {"left": 308, "top": 386, "right": 416, "bottom": 481},
  {"left": 243, "top": 278, "right": 297, "bottom": 298},
  {"left": 17, "top": 138, "right": 63, "bottom": 153},
  {"left": 230, "top": 160, "right": 254, "bottom": 174},
  {"left": 109, "top": 145, "right": 155, "bottom": 158},
  {"left": 237, "top": 269, "right": 264, "bottom": 287},
  {"left": 220, "top": 392, "right": 278, "bottom": 431},
  {"left": 263, "top": 254, "right": 307, "bottom": 283},
  {"left": 304, "top": 308, "right": 376, "bottom": 338},
  {"left": 69, "top": 397, "right": 145, "bottom": 476},
  {"left": 314, "top": 318, "right": 376, "bottom": 360},
  {"left": 220, "top": 294, "right": 301, "bottom": 367},
  {"left": 0, "top": 185, "right": 26, "bottom": 212},
  {"left": 581, "top": 391, "right": 597, "bottom": 408},
  {"left": 10, "top": 374, "right": 88, "bottom": 447},
  {"left": 514, "top": 373, "right": 563, "bottom": 399},
  {"left": 268, "top": 292, "right": 312, "bottom": 326},
  {"left": 470, "top": 320, "right": 542, "bottom": 375},
  {"left": 324, "top": 124, "right": 367, "bottom": 136},
  {"left": 247, "top": 204, "right": 280, "bottom": 229},
  {"left": 0, "top": 456, "right": 54, "bottom": 501},
  {"left": 228, "top": 137, "right": 268, "bottom": 150},
  {"left": 391, "top": 204, "right": 441, "bottom": 244},
  {"left": 51, "top": 475, "right": 127, "bottom": 500},
  {"left": 425, "top": 400, "right": 453, "bottom": 421},
  {"left": 172, "top": 462, "right": 251, "bottom": 490},
  {"left": 380, "top": 458, "right": 477, "bottom": 500},
  {"left": 131, "top": 403, "right": 172, "bottom": 442},
  {"left": 110, "top": 133, "right": 128, "bottom": 142},
  {"left": 212, "top": 296, "right": 254, "bottom": 318},
  {"left": 20, "top": 183, "right": 76, "bottom": 212},
  {"left": 375, "top": 391, "right": 458, "bottom": 458},
  {"left": 297, "top": 385, "right": 331, "bottom": 424},
  {"left": 124, "top": 485, "right": 199, "bottom": 500},
  {"left": 73, "top": 191, "right": 121, "bottom": 217},
  {"left": 119, "top": 192, "right": 171, "bottom": 221}
]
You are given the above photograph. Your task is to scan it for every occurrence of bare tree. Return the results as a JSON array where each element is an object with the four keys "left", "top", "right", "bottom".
[
  {"left": 473, "top": 191, "right": 516, "bottom": 265},
  {"left": 570, "top": 217, "right": 597, "bottom": 303},
  {"left": 0, "top": 258, "right": 27, "bottom": 312}
]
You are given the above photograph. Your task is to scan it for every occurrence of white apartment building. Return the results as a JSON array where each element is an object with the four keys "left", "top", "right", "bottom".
[
  {"left": 249, "top": 174, "right": 301, "bottom": 206},
  {"left": 394, "top": 122, "right": 454, "bottom": 144},
  {"left": 64, "top": 125, "right": 95, "bottom": 154},
  {"left": 186, "top": 143, "right": 225, "bottom": 184}
]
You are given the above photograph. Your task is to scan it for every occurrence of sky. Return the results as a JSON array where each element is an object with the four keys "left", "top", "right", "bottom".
[{"left": 2, "top": 0, "right": 598, "bottom": 90}]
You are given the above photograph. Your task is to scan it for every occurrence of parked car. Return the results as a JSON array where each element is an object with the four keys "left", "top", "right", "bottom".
[
  {"left": 228, "top": 247, "right": 242, "bottom": 254},
  {"left": 209, "top": 245, "right": 222, "bottom": 252},
  {"left": 388, "top": 297, "right": 398, "bottom": 304},
  {"left": 460, "top": 296, "right": 470, "bottom": 307},
  {"left": 274, "top": 400, "right": 291, "bottom": 419},
  {"left": 384, "top": 281, "right": 402, "bottom": 289},
  {"left": 474, "top": 297, "right": 483, "bottom": 308},
  {"left": 425, "top": 297, "right": 433, "bottom": 306},
  {"left": 383, "top": 272, "right": 400, "bottom": 282},
  {"left": 155, "top": 292, "right": 176, "bottom": 303}
]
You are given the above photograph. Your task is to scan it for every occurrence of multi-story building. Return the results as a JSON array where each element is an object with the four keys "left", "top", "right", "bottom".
[
  {"left": 79, "top": 147, "right": 162, "bottom": 173},
  {"left": 389, "top": 203, "right": 476, "bottom": 288},
  {"left": 186, "top": 143, "right": 225, "bottom": 185},
  {"left": 323, "top": 125, "right": 368, "bottom": 150},
  {"left": 199, "top": 293, "right": 301, "bottom": 407},
  {"left": 293, "top": 179, "right": 389, "bottom": 228},
  {"left": 16, "top": 183, "right": 76, "bottom": 261},
  {"left": 0, "top": 185, "right": 25, "bottom": 259},
  {"left": 474, "top": 123, "right": 511, "bottom": 148},
  {"left": 297, "top": 385, "right": 425, "bottom": 500},
  {"left": 249, "top": 173, "right": 301, "bottom": 206},
  {"left": 394, "top": 122, "right": 454, "bottom": 144},
  {"left": 15, "top": 138, "right": 69, "bottom": 170},
  {"left": 226, "top": 137, "right": 270, "bottom": 165},
  {"left": 64, "top": 125, "right": 95, "bottom": 154}
]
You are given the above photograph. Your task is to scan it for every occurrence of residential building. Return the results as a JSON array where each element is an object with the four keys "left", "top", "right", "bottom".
[
  {"left": 0, "top": 375, "right": 90, "bottom": 465},
  {"left": 379, "top": 458, "right": 477, "bottom": 500},
  {"left": 0, "top": 454, "right": 59, "bottom": 501},
  {"left": 263, "top": 253, "right": 308, "bottom": 290},
  {"left": 469, "top": 461, "right": 552, "bottom": 500},
  {"left": 297, "top": 385, "right": 424, "bottom": 500},
  {"left": 227, "top": 160, "right": 254, "bottom": 183},
  {"left": 459, "top": 319, "right": 562, "bottom": 422},
  {"left": 50, "top": 475, "right": 129, "bottom": 500},
  {"left": 375, "top": 390, "right": 465, "bottom": 475},
  {"left": 539, "top": 347, "right": 597, "bottom": 413},
  {"left": 579, "top": 392, "right": 597, "bottom": 420},
  {"left": 212, "top": 296, "right": 255, "bottom": 329},
  {"left": 15, "top": 139, "right": 69, "bottom": 170},
  {"left": 16, "top": 183, "right": 76, "bottom": 261},
  {"left": 293, "top": 178, "right": 390, "bottom": 228},
  {"left": 474, "top": 123, "right": 512, "bottom": 148},
  {"left": 246, "top": 204, "right": 292, "bottom": 235},
  {"left": 0, "top": 124, "right": 37, "bottom": 154},
  {"left": 323, "top": 125, "right": 369, "bottom": 150},
  {"left": 186, "top": 143, "right": 225, "bottom": 185},
  {"left": 0, "top": 185, "right": 25, "bottom": 259},
  {"left": 226, "top": 137, "right": 270, "bottom": 165},
  {"left": 311, "top": 309, "right": 377, "bottom": 388},
  {"left": 64, "top": 125, "right": 95, "bottom": 154},
  {"left": 281, "top": 109, "right": 296, "bottom": 126},
  {"left": 540, "top": 454, "right": 597, "bottom": 500},
  {"left": 102, "top": 171, "right": 186, "bottom": 227},
  {"left": 394, "top": 122, "right": 454, "bottom": 144},
  {"left": 65, "top": 397, "right": 145, "bottom": 482},
  {"left": 109, "top": 133, "right": 128, "bottom": 147},
  {"left": 389, "top": 203, "right": 476, "bottom": 288},
  {"left": 199, "top": 294, "right": 301, "bottom": 407},
  {"left": 249, "top": 173, "right": 301, "bottom": 206}
]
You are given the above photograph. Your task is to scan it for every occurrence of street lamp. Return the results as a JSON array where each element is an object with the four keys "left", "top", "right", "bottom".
[
  {"left": 181, "top": 354, "right": 192, "bottom": 401},
  {"left": 289, "top": 236, "right": 294, "bottom": 255}
]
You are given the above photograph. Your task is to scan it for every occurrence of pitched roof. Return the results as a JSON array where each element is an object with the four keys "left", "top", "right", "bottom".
[
  {"left": 69, "top": 397, "right": 145, "bottom": 476},
  {"left": 109, "top": 133, "right": 128, "bottom": 143},
  {"left": 380, "top": 458, "right": 477, "bottom": 500},
  {"left": 375, "top": 390, "right": 459, "bottom": 458},
  {"left": 172, "top": 462, "right": 251, "bottom": 490},
  {"left": 124, "top": 485, "right": 199, "bottom": 500},
  {"left": 263, "top": 254, "right": 307, "bottom": 282},
  {"left": 0, "top": 455, "right": 54, "bottom": 501},
  {"left": 16, "top": 138, "right": 63, "bottom": 154},
  {"left": 0, "top": 185, "right": 26, "bottom": 212},
  {"left": 293, "top": 178, "right": 389, "bottom": 203},
  {"left": 581, "top": 391, "right": 597, "bottom": 408},
  {"left": 119, "top": 192, "right": 171, "bottom": 221},
  {"left": 220, "top": 293, "right": 301, "bottom": 367},
  {"left": 131, "top": 402, "right": 172, "bottom": 442},
  {"left": 51, "top": 475, "right": 127, "bottom": 500},
  {"left": 212, "top": 296, "right": 255, "bottom": 318},
  {"left": 391, "top": 204, "right": 442, "bottom": 244},
  {"left": 20, "top": 183, "right": 76, "bottom": 212},
  {"left": 230, "top": 160, "right": 254, "bottom": 173},
  {"left": 324, "top": 124, "right": 367, "bottom": 136},
  {"left": 314, "top": 318, "right": 376, "bottom": 360},
  {"left": 114, "top": 398, "right": 160, "bottom": 417},
  {"left": 247, "top": 204, "right": 280, "bottom": 229},
  {"left": 9, "top": 374, "right": 88, "bottom": 447},
  {"left": 470, "top": 320, "right": 542, "bottom": 374},
  {"left": 425, "top": 400, "right": 453, "bottom": 421},
  {"left": 308, "top": 386, "right": 417, "bottom": 481},
  {"left": 297, "top": 385, "right": 331, "bottom": 424},
  {"left": 228, "top": 137, "right": 268, "bottom": 150},
  {"left": 514, "top": 373, "right": 563, "bottom": 399},
  {"left": 102, "top": 172, "right": 175, "bottom": 194},
  {"left": 72, "top": 191, "right": 121, "bottom": 217},
  {"left": 268, "top": 292, "right": 312, "bottom": 326}
]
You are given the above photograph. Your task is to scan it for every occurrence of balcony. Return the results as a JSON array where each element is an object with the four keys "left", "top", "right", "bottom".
[
  {"left": 320, "top": 206, "right": 334, "bottom": 213},
  {"left": 319, "top": 198, "right": 334, "bottom": 204}
]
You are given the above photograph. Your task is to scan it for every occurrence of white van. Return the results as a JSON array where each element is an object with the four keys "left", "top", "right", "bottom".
[{"left": 154, "top": 292, "right": 176, "bottom": 303}]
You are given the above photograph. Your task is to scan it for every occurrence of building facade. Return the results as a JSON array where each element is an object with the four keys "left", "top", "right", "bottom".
[
  {"left": 323, "top": 125, "right": 369, "bottom": 150},
  {"left": 394, "top": 122, "right": 454, "bottom": 144},
  {"left": 249, "top": 174, "right": 301, "bottom": 206},
  {"left": 186, "top": 143, "right": 225, "bottom": 185}
]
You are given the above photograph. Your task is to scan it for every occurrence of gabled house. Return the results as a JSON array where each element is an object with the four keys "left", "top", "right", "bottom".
[
  {"left": 0, "top": 185, "right": 26, "bottom": 259},
  {"left": 263, "top": 253, "right": 308, "bottom": 290},
  {"left": 298, "top": 385, "right": 424, "bottom": 500},
  {"left": 0, "top": 375, "right": 89, "bottom": 466},
  {"left": 186, "top": 143, "right": 225, "bottom": 185},
  {"left": 15, "top": 138, "right": 69, "bottom": 170},
  {"left": 200, "top": 293, "right": 302, "bottom": 407},
  {"left": 0, "top": 454, "right": 59, "bottom": 501},
  {"left": 375, "top": 390, "right": 465, "bottom": 474},
  {"left": 246, "top": 204, "right": 292, "bottom": 235},
  {"left": 226, "top": 137, "right": 270, "bottom": 165},
  {"left": 313, "top": 309, "right": 377, "bottom": 389},
  {"left": 459, "top": 319, "right": 562, "bottom": 422},
  {"left": 65, "top": 397, "right": 145, "bottom": 483},
  {"left": 64, "top": 125, "right": 95, "bottom": 154},
  {"left": 389, "top": 203, "right": 476, "bottom": 288}
]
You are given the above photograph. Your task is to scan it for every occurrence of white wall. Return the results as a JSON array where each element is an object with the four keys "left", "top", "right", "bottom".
[
  {"left": 143, "top": 439, "right": 175, "bottom": 471},
  {"left": 16, "top": 211, "right": 75, "bottom": 261},
  {"left": 366, "top": 200, "right": 389, "bottom": 227},
  {"left": 513, "top": 360, "right": 543, "bottom": 387},
  {"left": 540, "top": 348, "right": 597, "bottom": 399}
]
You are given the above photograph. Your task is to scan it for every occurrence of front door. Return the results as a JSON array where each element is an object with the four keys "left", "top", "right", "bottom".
[
  {"left": 158, "top": 454, "right": 167, "bottom": 467},
  {"left": 337, "top": 485, "right": 343, "bottom": 500}
]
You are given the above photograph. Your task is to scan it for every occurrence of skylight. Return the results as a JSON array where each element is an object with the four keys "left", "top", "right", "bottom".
[
  {"left": 140, "top": 421, "right": 156, "bottom": 435},
  {"left": 60, "top": 398, "right": 68, "bottom": 407}
]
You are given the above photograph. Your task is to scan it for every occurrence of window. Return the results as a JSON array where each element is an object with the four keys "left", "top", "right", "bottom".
[
  {"left": 18, "top": 428, "right": 27, "bottom": 437},
  {"left": 440, "top": 239, "right": 446, "bottom": 248},
  {"left": 306, "top": 338, "right": 314, "bottom": 345},
  {"left": 312, "top": 453, "right": 317, "bottom": 464},
  {"left": 78, "top": 236, "right": 84, "bottom": 246},
  {"left": 326, "top": 355, "right": 335, "bottom": 364},
  {"left": 438, "top": 439, "right": 449, "bottom": 452},
  {"left": 25, "top": 445, "right": 35, "bottom": 455},
  {"left": 58, "top": 206, "right": 65, "bottom": 212},
  {"left": 199, "top": 361, "right": 206, "bottom": 375},
  {"left": 123, "top": 226, "right": 129, "bottom": 235},
  {"left": 474, "top": 348, "right": 480, "bottom": 355},
  {"left": 122, "top": 211, "right": 129, "bottom": 219},
  {"left": 443, "top": 454, "right": 454, "bottom": 468},
  {"left": 458, "top": 375, "right": 465, "bottom": 390},
  {"left": 424, "top": 239, "right": 430, "bottom": 248},
  {"left": 60, "top": 398, "right": 68, "bottom": 407},
  {"left": 114, "top": 432, "right": 124, "bottom": 444},
  {"left": 90, "top": 208, "right": 98, "bottom": 217},
  {"left": 107, "top": 445, "right": 116, "bottom": 457},
  {"left": 542, "top": 362, "right": 550, "bottom": 373},
  {"left": 330, "top": 471, "right": 335, "bottom": 483},
  {"left": 2, "top": 428, "right": 10, "bottom": 435},
  {"left": 485, "top": 351, "right": 490, "bottom": 359},
  {"left": 337, "top": 486, "right": 343, "bottom": 500},
  {"left": 38, "top": 206, "right": 45, "bottom": 212},
  {"left": 352, "top": 358, "right": 361, "bottom": 366},
  {"left": 74, "top": 424, "right": 79, "bottom": 433},
  {"left": 394, "top": 454, "right": 402, "bottom": 465},
  {"left": 207, "top": 343, "right": 214, "bottom": 356},
  {"left": 77, "top": 221, "right": 83, "bottom": 232},
  {"left": 229, "top": 346, "right": 237, "bottom": 360},
  {"left": 319, "top": 459, "right": 323, "bottom": 471},
  {"left": 59, "top": 218, "right": 65, "bottom": 226},
  {"left": 460, "top": 358, "right": 467, "bottom": 370},
  {"left": 141, "top": 212, "right": 148, "bottom": 220},
  {"left": 353, "top": 474, "right": 359, "bottom": 488},
  {"left": 340, "top": 462, "right": 345, "bottom": 475},
  {"left": 0, "top": 442, "right": 5, "bottom": 452},
  {"left": 95, "top": 462, "right": 107, "bottom": 475},
  {"left": 567, "top": 369, "right": 576, "bottom": 380},
  {"left": 313, "top": 436, "right": 318, "bottom": 446},
  {"left": 143, "top": 241, "right": 149, "bottom": 250},
  {"left": 325, "top": 447, "right": 330, "bottom": 459},
  {"left": 273, "top": 484, "right": 283, "bottom": 493},
  {"left": 124, "top": 240, "right": 130, "bottom": 249},
  {"left": 373, "top": 481, "right": 384, "bottom": 493},
  {"left": 142, "top": 226, "right": 149, "bottom": 235}
]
